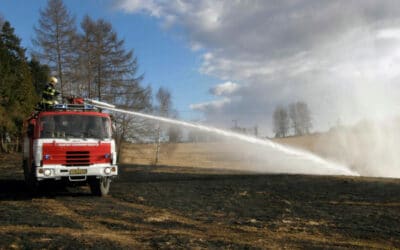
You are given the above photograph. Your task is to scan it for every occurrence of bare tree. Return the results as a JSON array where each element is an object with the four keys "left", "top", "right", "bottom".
[
  {"left": 273, "top": 105, "right": 290, "bottom": 138},
  {"left": 167, "top": 109, "right": 182, "bottom": 143},
  {"left": 75, "top": 16, "right": 152, "bottom": 156},
  {"left": 289, "top": 101, "right": 312, "bottom": 136},
  {"left": 156, "top": 87, "right": 172, "bottom": 117},
  {"left": 112, "top": 85, "right": 153, "bottom": 144},
  {"left": 32, "top": 0, "right": 77, "bottom": 96},
  {"left": 76, "top": 15, "right": 98, "bottom": 98},
  {"left": 154, "top": 87, "right": 172, "bottom": 164},
  {"left": 76, "top": 16, "right": 143, "bottom": 102},
  {"left": 288, "top": 103, "right": 299, "bottom": 135},
  {"left": 298, "top": 102, "right": 312, "bottom": 134}
]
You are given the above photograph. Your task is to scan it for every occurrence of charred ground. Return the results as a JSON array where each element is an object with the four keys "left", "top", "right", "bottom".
[{"left": 0, "top": 153, "right": 399, "bottom": 249}]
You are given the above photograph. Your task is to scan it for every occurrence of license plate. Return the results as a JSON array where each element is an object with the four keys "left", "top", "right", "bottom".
[{"left": 69, "top": 169, "right": 87, "bottom": 175}]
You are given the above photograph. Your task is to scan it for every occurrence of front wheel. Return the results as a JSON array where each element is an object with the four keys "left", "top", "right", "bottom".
[
  {"left": 23, "top": 160, "right": 39, "bottom": 194},
  {"left": 89, "top": 177, "right": 111, "bottom": 196}
]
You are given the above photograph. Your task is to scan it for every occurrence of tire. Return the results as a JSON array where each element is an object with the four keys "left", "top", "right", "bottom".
[
  {"left": 23, "top": 161, "right": 39, "bottom": 195},
  {"left": 89, "top": 177, "right": 111, "bottom": 196},
  {"left": 22, "top": 160, "right": 29, "bottom": 182}
]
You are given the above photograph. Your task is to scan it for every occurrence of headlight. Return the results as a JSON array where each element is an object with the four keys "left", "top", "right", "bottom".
[
  {"left": 104, "top": 167, "right": 111, "bottom": 175},
  {"left": 44, "top": 169, "right": 52, "bottom": 176}
]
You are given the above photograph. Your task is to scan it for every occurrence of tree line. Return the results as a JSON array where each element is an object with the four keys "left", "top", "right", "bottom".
[
  {"left": 273, "top": 101, "right": 312, "bottom": 138},
  {"left": 0, "top": 0, "right": 179, "bottom": 153},
  {"left": 0, "top": 20, "right": 49, "bottom": 152}
]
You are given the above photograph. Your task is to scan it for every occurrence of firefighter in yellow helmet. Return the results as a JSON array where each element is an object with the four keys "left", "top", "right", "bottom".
[{"left": 40, "top": 76, "right": 60, "bottom": 110}]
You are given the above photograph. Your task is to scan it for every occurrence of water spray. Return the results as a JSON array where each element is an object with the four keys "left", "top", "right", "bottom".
[
  {"left": 85, "top": 99, "right": 116, "bottom": 109},
  {"left": 86, "top": 99, "right": 359, "bottom": 176}
]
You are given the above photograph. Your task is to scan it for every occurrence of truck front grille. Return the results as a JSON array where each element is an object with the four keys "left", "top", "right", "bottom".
[{"left": 65, "top": 151, "right": 90, "bottom": 166}]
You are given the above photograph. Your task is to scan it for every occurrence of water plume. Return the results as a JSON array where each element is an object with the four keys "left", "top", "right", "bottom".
[
  {"left": 314, "top": 118, "right": 400, "bottom": 178},
  {"left": 107, "top": 107, "right": 358, "bottom": 176}
]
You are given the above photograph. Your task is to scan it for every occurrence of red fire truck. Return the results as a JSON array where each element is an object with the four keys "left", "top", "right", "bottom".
[{"left": 22, "top": 98, "right": 118, "bottom": 196}]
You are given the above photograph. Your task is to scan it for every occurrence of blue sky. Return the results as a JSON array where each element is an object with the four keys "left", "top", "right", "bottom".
[
  {"left": 2, "top": 0, "right": 400, "bottom": 136},
  {"left": 0, "top": 0, "right": 216, "bottom": 121}
]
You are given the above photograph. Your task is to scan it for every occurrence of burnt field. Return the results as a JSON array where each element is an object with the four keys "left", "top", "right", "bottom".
[{"left": 0, "top": 153, "right": 399, "bottom": 249}]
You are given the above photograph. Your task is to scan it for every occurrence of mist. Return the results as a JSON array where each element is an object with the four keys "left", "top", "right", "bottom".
[{"left": 314, "top": 118, "right": 400, "bottom": 178}]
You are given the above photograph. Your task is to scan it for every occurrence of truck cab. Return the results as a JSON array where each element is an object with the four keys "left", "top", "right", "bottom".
[{"left": 23, "top": 101, "right": 118, "bottom": 196}]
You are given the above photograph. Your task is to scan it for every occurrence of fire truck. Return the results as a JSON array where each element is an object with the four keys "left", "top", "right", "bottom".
[{"left": 22, "top": 98, "right": 118, "bottom": 196}]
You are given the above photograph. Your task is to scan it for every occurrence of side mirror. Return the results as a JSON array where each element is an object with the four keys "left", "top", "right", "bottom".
[{"left": 27, "top": 124, "right": 34, "bottom": 137}]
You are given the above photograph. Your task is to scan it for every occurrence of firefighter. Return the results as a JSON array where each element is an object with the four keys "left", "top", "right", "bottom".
[{"left": 40, "top": 76, "right": 60, "bottom": 110}]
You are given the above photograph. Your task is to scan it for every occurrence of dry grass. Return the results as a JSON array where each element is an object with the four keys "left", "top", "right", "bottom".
[
  {"left": 120, "top": 142, "right": 256, "bottom": 170},
  {"left": 120, "top": 133, "right": 340, "bottom": 171}
]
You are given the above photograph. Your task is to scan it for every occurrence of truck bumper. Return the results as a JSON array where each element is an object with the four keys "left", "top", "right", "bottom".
[{"left": 35, "top": 164, "right": 118, "bottom": 181}]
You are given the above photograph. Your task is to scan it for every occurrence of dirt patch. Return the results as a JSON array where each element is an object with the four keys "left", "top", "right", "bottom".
[{"left": 0, "top": 153, "right": 399, "bottom": 249}]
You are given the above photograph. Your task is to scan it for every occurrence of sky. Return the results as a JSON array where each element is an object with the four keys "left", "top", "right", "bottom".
[{"left": 2, "top": 0, "right": 400, "bottom": 136}]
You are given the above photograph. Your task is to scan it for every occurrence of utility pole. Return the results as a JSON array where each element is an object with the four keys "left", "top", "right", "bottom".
[
  {"left": 232, "top": 119, "right": 238, "bottom": 129},
  {"left": 254, "top": 125, "right": 258, "bottom": 137}
]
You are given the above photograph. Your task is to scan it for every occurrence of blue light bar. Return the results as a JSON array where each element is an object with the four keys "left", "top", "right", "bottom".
[
  {"left": 53, "top": 104, "right": 67, "bottom": 109},
  {"left": 51, "top": 103, "right": 97, "bottom": 111},
  {"left": 84, "top": 104, "right": 95, "bottom": 110}
]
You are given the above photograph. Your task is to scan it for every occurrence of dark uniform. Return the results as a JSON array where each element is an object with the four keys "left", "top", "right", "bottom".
[{"left": 40, "top": 81, "right": 60, "bottom": 110}]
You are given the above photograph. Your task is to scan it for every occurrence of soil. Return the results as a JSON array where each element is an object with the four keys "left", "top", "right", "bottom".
[{"left": 0, "top": 153, "right": 399, "bottom": 249}]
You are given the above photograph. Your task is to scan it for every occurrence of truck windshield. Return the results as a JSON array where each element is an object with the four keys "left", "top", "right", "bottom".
[{"left": 40, "top": 115, "right": 112, "bottom": 139}]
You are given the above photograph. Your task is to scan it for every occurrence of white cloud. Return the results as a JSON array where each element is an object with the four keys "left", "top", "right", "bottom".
[
  {"left": 116, "top": 0, "right": 162, "bottom": 17},
  {"left": 376, "top": 28, "right": 400, "bottom": 40},
  {"left": 210, "top": 81, "right": 239, "bottom": 96},
  {"left": 190, "top": 41, "right": 203, "bottom": 51},
  {"left": 189, "top": 98, "right": 231, "bottom": 111},
  {"left": 114, "top": 0, "right": 400, "bottom": 135}
]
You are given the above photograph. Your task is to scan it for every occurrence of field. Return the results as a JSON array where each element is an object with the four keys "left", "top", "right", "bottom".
[
  {"left": 119, "top": 136, "right": 334, "bottom": 171},
  {"left": 0, "top": 135, "right": 400, "bottom": 249},
  {"left": 119, "top": 132, "right": 356, "bottom": 169}
]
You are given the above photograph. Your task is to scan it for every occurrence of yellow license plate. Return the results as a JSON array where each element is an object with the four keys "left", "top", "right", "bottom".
[{"left": 69, "top": 169, "right": 87, "bottom": 175}]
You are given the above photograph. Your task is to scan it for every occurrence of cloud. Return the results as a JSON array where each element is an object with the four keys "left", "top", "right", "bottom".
[
  {"left": 189, "top": 98, "right": 231, "bottom": 111},
  {"left": 210, "top": 81, "right": 240, "bottom": 96},
  {"left": 115, "top": 0, "right": 162, "bottom": 17},
  {"left": 115, "top": 0, "right": 400, "bottom": 135}
]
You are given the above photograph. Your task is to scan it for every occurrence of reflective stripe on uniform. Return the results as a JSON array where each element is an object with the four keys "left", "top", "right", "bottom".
[
  {"left": 41, "top": 99, "right": 54, "bottom": 105},
  {"left": 42, "top": 85, "right": 57, "bottom": 101}
]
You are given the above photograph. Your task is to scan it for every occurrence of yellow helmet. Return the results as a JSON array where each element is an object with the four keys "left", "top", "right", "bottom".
[{"left": 49, "top": 76, "right": 58, "bottom": 85}]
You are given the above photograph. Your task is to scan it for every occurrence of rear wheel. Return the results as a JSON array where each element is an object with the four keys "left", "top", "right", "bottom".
[{"left": 89, "top": 177, "right": 110, "bottom": 196}]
